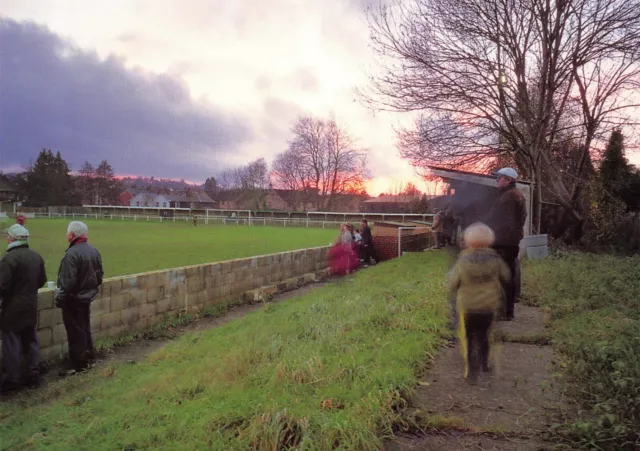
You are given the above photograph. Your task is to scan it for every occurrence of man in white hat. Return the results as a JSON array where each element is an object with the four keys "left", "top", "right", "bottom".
[
  {"left": 485, "top": 167, "right": 527, "bottom": 320},
  {"left": 0, "top": 224, "right": 47, "bottom": 394}
]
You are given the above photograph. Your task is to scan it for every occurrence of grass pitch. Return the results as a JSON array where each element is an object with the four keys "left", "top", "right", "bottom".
[
  {"left": 0, "top": 252, "right": 450, "bottom": 450},
  {"left": 3, "top": 219, "right": 337, "bottom": 279}
]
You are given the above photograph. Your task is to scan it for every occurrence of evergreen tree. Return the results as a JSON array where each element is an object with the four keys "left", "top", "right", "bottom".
[
  {"left": 21, "top": 149, "right": 78, "bottom": 206},
  {"left": 95, "top": 160, "right": 121, "bottom": 205},
  {"left": 599, "top": 130, "right": 640, "bottom": 210}
]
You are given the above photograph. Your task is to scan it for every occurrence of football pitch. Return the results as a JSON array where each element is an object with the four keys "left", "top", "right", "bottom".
[{"left": 4, "top": 219, "right": 337, "bottom": 280}]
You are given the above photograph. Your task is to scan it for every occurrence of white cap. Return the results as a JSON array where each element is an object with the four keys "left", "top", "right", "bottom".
[
  {"left": 493, "top": 167, "right": 518, "bottom": 181},
  {"left": 7, "top": 224, "right": 29, "bottom": 239}
]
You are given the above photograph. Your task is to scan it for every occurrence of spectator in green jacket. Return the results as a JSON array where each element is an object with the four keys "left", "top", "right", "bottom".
[{"left": 448, "top": 222, "right": 510, "bottom": 384}]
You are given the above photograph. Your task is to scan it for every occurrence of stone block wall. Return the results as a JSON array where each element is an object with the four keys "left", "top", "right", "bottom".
[{"left": 1, "top": 246, "right": 329, "bottom": 361}]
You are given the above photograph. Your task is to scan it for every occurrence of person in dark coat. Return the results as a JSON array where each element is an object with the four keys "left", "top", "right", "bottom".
[
  {"left": 0, "top": 224, "right": 46, "bottom": 394},
  {"left": 55, "top": 221, "right": 103, "bottom": 375},
  {"left": 484, "top": 168, "right": 527, "bottom": 320},
  {"left": 360, "top": 220, "right": 377, "bottom": 265}
]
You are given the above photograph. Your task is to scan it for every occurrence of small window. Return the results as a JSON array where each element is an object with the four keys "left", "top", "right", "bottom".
[
  {"left": 136, "top": 201, "right": 140, "bottom": 207},
  {"left": 163, "top": 202, "right": 167, "bottom": 207},
  {"left": 156, "top": 202, "right": 160, "bottom": 207}
]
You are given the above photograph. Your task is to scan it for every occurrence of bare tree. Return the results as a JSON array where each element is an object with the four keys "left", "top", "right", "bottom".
[
  {"left": 364, "top": 0, "right": 640, "bottom": 236},
  {"left": 271, "top": 116, "right": 368, "bottom": 211}
]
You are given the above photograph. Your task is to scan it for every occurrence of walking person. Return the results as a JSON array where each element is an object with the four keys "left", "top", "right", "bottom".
[
  {"left": 0, "top": 224, "right": 47, "bottom": 394},
  {"left": 360, "top": 220, "right": 377, "bottom": 265},
  {"left": 484, "top": 168, "right": 527, "bottom": 320},
  {"left": 432, "top": 209, "right": 444, "bottom": 248},
  {"left": 55, "top": 221, "right": 104, "bottom": 376},
  {"left": 448, "top": 222, "right": 510, "bottom": 384}
]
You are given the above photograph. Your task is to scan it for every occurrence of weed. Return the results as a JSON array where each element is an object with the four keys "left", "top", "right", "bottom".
[{"left": 523, "top": 252, "right": 640, "bottom": 450}]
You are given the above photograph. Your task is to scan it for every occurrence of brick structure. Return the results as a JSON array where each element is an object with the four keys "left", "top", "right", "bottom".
[
  {"left": 373, "top": 222, "right": 432, "bottom": 261},
  {"left": 0, "top": 246, "right": 330, "bottom": 362}
]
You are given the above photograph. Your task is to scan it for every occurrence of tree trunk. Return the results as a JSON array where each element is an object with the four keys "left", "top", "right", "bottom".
[{"left": 533, "top": 168, "right": 542, "bottom": 234}]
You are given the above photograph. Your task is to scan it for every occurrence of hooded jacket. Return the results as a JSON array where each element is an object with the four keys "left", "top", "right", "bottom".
[{"left": 448, "top": 248, "right": 510, "bottom": 313}]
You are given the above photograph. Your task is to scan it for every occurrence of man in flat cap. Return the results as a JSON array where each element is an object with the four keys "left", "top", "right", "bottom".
[{"left": 0, "top": 224, "right": 47, "bottom": 394}]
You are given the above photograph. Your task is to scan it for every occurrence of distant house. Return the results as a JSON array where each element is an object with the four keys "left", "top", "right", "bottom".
[
  {"left": 127, "top": 188, "right": 214, "bottom": 209},
  {"left": 130, "top": 192, "right": 171, "bottom": 208},
  {"left": 0, "top": 176, "right": 18, "bottom": 203},
  {"left": 167, "top": 189, "right": 215, "bottom": 209},
  {"left": 119, "top": 187, "right": 142, "bottom": 206}
]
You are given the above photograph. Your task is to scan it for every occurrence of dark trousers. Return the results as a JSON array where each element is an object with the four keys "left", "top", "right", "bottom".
[
  {"left": 464, "top": 312, "right": 494, "bottom": 375},
  {"left": 61, "top": 304, "right": 94, "bottom": 370},
  {"left": 362, "top": 243, "right": 377, "bottom": 263},
  {"left": 1, "top": 326, "right": 40, "bottom": 391},
  {"left": 494, "top": 245, "right": 519, "bottom": 318}
]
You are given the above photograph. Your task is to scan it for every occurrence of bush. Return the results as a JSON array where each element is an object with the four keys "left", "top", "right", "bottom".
[{"left": 523, "top": 253, "right": 640, "bottom": 449}]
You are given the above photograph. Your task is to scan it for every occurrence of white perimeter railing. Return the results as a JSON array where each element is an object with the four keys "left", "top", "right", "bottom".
[{"left": 26, "top": 212, "right": 355, "bottom": 229}]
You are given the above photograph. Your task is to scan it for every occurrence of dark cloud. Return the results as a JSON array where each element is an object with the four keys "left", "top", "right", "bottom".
[{"left": 0, "top": 19, "right": 253, "bottom": 180}]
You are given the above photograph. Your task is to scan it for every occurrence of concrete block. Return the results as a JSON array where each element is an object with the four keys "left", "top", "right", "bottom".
[
  {"left": 187, "top": 278, "right": 203, "bottom": 293},
  {"left": 41, "top": 343, "right": 65, "bottom": 361},
  {"left": 526, "top": 245, "right": 549, "bottom": 260},
  {"left": 53, "top": 324, "right": 67, "bottom": 344},
  {"left": 126, "top": 290, "right": 146, "bottom": 308},
  {"left": 521, "top": 234, "right": 549, "bottom": 248},
  {"left": 103, "top": 324, "right": 128, "bottom": 338},
  {"left": 121, "top": 307, "right": 140, "bottom": 325},
  {"left": 122, "top": 276, "right": 138, "bottom": 290},
  {"left": 99, "top": 311, "right": 122, "bottom": 330},
  {"left": 147, "top": 287, "right": 161, "bottom": 303},
  {"left": 109, "top": 279, "right": 123, "bottom": 296},
  {"left": 51, "top": 308, "right": 63, "bottom": 326},
  {"left": 37, "top": 328, "right": 53, "bottom": 348},
  {"left": 170, "top": 293, "right": 184, "bottom": 311},
  {"left": 91, "top": 296, "right": 110, "bottom": 316},
  {"left": 185, "top": 266, "right": 200, "bottom": 279},
  {"left": 139, "top": 303, "right": 156, "bottom": 319},
  {"left": 90, "top": 315, "right": 102, "bottom": 333},
  {"left": 156, "top": 297, "right": 172, "bottom": 314},
  {"left": 100, "top": 282, "right": 111, "bottom": 299},
  {"left": 38, "top": 309, "right": 55, "bottom": 329},
  {"left": 110, "top": 294, "right": 126, "bottom": 312},
  {"left": 37, "top": 290, "right": 54, "bottom": 310}
]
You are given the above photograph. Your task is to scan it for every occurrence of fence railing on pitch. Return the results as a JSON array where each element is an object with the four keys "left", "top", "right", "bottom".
[{"left": 30, "top": 212, "right": 347, "bottom": 229}]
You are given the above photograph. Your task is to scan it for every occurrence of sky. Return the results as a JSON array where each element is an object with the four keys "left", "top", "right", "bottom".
[
  {"left": 0, "top": 0, "right": 434, "bottom": 196},
  {"left": 2, "top": 1, "right": 638, "bottom": 197}
]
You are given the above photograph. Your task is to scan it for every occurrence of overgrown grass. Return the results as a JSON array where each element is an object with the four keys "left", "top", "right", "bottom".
[
  {"left": 0, "top": 253, "right": 450, "bottom": 450},
  {"left": 7, "top": 219, "right": 336, "bottom": 278},
  {"left": 522, "top": 251, "right": 640, "bottom": 450}
]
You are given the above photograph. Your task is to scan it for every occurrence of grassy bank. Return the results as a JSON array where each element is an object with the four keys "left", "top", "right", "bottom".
[
  {"left": 0, "top": 252, "right": 450, "bottom": 450},
  {"left": 522, "top": 252, "right": 640, "bottom": 449},
  {"left": 5, "top": 219, "right": 336, "bottom": 278}
]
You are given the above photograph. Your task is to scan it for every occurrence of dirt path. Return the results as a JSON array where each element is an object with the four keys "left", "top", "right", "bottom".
[
  {"left": 40, "top": 283, "right": 326, "bottom": 382},
  {"left": 388, "top": 305, "right": 565, "bottom": 451}
]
